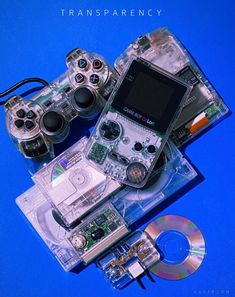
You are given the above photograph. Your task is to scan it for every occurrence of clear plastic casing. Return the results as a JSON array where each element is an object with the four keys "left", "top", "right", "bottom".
[
  {"left": 67, "top": 202, "right": 129, "bottom": 264},
  {"left": 32, "top": 137, "right": 121, "bottom": 228},
  {"left": 4, "top": 48, "right": 117, "bottom": 173},
  {"left": 111, "top": 140, "right": 197, "bottom": 225},
  {"left": 97, "top": 231, "right": 160, "bottom": 289},
  {"left": 16, "top": 139, "right": 196, "bottom": 272},
  {"left": 115, "top": 27, "right": 229, "bottom": 146},
  {"left": 16, "top": 186, "right": 81, "bottom": 271},
  {"left": 85, "top": 57, "right": 191, "bottom": 188}
]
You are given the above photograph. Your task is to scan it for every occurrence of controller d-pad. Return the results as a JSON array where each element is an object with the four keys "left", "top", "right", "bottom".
[
  {"left": 100, "top": 120, "right": 121, "bottom": 141},
  {"left": 90, "top": 74, "right": 99, "bottom": 84},
  {"left": 25, "top": 120, "right": 35, "bottom": 130},
  {"left": 78, "top": 59, "right": 87, "bottom": 69},
  {"left": 16, "top": 109, "right": 26, "bottom": 118},
  {"left": 26, "top": 110, "right": 36, "bottom": 119},
  {"left": 14, "top": 119, "right": 24, "bottom": 129}
]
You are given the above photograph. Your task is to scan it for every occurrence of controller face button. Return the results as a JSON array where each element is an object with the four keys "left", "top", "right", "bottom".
[
  {"left": 41, "top": 111, "right": 65, "bottom": 133},
  {"left": 90, "top": 74, "right": 99, "bottom": 84},
  {"left": 73, "top": 87, "right": 95, "bottom": 109},
  {"left": 26, "top": 110, "right": 36, "bottom": 119},
  {"left": 134, "top": 142, "right": 143, "bottom": 151},
  {"left": 147, "top": 145, "right": 156, "bottom": 154},
  {"left": 16, "top": 109, "right": 26, "bottom": 118},
  {"left": 75, "top": 73, "right": 85, "bottom": 83},
  {"left": 14, "top": 119, "right": 24, "bottom": 129},
  {"left": 93, "top": 59, "right": 103, "bottom": 70},
  {"left": 25, "top": 120, "right": 35, "bottom": 130},
  {"left": 77, "top": 58, "right": 87, "bottom": 69},
  {"left": 126, "top": 162, "right": 147, "bottom": 184}
]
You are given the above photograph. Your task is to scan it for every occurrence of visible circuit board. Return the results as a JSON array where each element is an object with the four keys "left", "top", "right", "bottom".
[
  {"left": 97, "top": 231, "right": 160, "bottom": 289},
  {"left": 68, "top": 204, "right": 129, "bottom": 263},
  {"left": 87, "top": 142, "right": 109, "bottom": 165}
]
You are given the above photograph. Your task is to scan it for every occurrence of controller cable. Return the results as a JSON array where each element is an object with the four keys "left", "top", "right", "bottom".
[{"left": 0, "top": 78, "right": 49, "bottom": 106}]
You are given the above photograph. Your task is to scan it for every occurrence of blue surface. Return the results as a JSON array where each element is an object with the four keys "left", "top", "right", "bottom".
[
  {"left": 156, "top": 230, "right": 190, "bottom": 265},
  {"left": 0, "top": 0, "right": 235, "bottom": 296}
]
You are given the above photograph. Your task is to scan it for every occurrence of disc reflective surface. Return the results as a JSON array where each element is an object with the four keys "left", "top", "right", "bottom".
[{"left": 145, "top": 215, "right": 206, "bottom": 280}]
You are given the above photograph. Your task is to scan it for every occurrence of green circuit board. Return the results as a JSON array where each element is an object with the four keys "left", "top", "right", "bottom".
[{"left": 69, "top": 207, "right": 123, "bottom": 255}]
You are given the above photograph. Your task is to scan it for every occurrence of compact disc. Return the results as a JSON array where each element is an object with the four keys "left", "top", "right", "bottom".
[
  {"left": 51, "top": 163, "right": 65, "bottom": 181},
  {"left": 145, "top": 215, "right": 206, "bottom": 280}
]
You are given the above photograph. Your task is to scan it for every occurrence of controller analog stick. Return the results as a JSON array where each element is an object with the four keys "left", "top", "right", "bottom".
[
  {"left": 42, "top": 111, "right": 65, "bottom": 133},
  {"left": 73, "top": 87, "right": 95, "bottom": 109}
]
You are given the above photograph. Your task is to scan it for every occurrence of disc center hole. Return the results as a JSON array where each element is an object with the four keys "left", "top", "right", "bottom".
[{"left": 156, "top": 230, "right": 190, "bottom": 265}]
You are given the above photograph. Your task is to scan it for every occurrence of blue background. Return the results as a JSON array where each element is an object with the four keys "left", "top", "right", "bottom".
[{"left": 0, "top": 0, "right": 235, "bottom": 296}]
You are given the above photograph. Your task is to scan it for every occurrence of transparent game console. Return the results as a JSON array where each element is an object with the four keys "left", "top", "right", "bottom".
[
  {"left": 16, "top": 186, "right": 81, "bottom": 271},
  {"left": 85, "top": 57, "right": 191, "bottom": 188},
  {"left": 16, "top": 138, "right": 197, "bottom": 271},
  {"left": 13, "top": 27, "right": 229, "bottom": 290},
  {"left": 111, "top": 140, "right": 197, "bottom": 225},
  {"left": 32, "top": 137, "right": 121, "bottom": 228},
  {"left": 115, "top": 28, "right": 229, "bottom": 146},
  {"left": 5, "top": 49, "right": 117, "bottom": 173},
  {"left": 97, "top": 231, "right": 160, "bottom": 289}
]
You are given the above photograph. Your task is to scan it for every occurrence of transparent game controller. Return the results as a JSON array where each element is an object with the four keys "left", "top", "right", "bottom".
[{"left": 4, "top": 48, "right": 117, "bottom": 170}]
